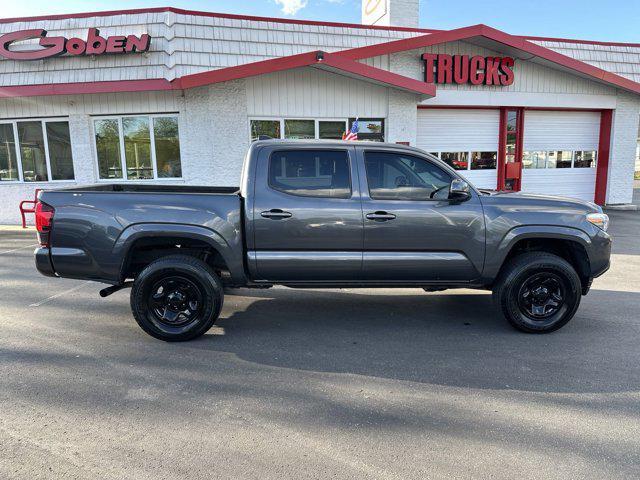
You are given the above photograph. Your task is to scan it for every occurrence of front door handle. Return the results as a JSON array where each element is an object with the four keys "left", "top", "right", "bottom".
[
  {"left": 261, "top": 209, "right": 293, "bottom": 219},
  {"left": 366, "top": 211, "right": 396, "bottom": 221}
]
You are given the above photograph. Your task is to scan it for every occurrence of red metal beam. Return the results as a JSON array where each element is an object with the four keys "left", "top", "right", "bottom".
[{"left": 594, "top": 110, "right": 613, "bottom": 205}]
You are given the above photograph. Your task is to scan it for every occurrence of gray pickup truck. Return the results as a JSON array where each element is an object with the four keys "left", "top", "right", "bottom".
[{"left": 34, "top": 140, "right": 611, "bottom": 341}]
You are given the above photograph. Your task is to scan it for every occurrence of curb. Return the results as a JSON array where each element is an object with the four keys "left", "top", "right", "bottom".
[{"left": 604, "top": 204, "right": 639, "bottom": 211}]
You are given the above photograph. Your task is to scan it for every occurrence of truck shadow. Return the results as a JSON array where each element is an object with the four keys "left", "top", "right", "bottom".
[{"left": 189, "top": 287, "right": 640, "bottom": 394}]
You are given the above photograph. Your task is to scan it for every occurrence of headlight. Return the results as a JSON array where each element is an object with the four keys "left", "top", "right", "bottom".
[{"left": 586, "top": 212, "right": 609, "bottom": 232}]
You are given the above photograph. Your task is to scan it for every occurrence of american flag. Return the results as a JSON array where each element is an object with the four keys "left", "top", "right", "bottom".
[{"left": 342, "top": 118, "right": 359, "bottom": 141}]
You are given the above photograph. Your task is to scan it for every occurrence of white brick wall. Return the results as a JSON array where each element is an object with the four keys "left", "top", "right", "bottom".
[
  {"left": 607, "top": 91, "right": 640, "bottom": 204},
  {"left": 386, "top": 51, "right": 420, "bottom": 144}
]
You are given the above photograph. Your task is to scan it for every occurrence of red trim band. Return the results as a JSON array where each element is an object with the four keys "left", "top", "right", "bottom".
[{"left": 0, "top": 78, "right": 174, "bottom": 98}]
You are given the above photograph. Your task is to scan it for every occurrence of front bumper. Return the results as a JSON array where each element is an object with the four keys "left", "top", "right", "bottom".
[
  {"left": 35, "top": 247, "right": 56, "bottom": 277},
  {"left": 589, "top": 229, "right": 612, "bottom": 278}
]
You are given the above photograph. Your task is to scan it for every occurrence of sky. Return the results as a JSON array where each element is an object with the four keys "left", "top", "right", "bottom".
[{"left": 1, "top": 0, "right": 639, "bottom": 43}]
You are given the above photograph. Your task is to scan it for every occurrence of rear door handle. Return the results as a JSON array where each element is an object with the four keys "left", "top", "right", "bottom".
[
  {"left": 261, "top": 209, "right": 293, "bottom": 219},
  {"left": 366, "top": 211, "right": 396, "bottom": 221}
]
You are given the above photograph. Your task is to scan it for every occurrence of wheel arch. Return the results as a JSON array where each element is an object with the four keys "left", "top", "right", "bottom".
[
  {"left": 112, "top": 223, "right": 246, "bottom": 285},
  {"left": 485, "top": 225, "right": 594, "bottom": 290}
]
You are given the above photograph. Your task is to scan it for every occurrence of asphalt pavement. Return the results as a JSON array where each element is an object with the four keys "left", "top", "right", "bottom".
[{"left": 0, "top": 208, "right": 639, "bottom": 479}]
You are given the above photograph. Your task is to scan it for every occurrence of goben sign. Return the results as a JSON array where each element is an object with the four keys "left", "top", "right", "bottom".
[
  {"left": 422, "top": 54, "right": 515, "bottom": 86},
  {"left": 0, "top": 28, "right": 150, "bottom": 61}
]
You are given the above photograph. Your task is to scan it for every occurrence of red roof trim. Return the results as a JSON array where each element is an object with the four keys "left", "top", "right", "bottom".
[
  {"left": 178, "top": 50, "right": 435, "bottom": 96},
  {"left": 0, "top": 78, "right": 174, "bottom": 98},
  {"left": 340, "top": 24, "right": 640, "bottom": 95}
]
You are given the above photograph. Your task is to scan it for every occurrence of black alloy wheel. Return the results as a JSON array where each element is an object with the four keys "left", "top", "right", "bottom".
[
  {"left": 131, "top": 255, "right": 224, "bottom": 341},
  {"left": 493, "top": 252, "right": 582, "bottom": 333}
]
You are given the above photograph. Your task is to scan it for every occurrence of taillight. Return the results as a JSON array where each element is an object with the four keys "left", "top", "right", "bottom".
[{"left": 35, "top": 201, "right": 54, "bottom": 246}]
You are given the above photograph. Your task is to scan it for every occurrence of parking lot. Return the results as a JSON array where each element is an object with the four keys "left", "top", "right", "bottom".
[{"left": 1, "top": 208, "right": 639, "bottom": 479}]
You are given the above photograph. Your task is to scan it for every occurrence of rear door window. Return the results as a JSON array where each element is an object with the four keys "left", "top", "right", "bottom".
[{"left": 269, "top": 150, "right": 351, "bottom": 199}]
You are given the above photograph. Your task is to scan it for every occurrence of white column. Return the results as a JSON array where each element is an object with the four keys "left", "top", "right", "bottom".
[{"left": 606, "top": 91, "right": 640, "bottom": 204}]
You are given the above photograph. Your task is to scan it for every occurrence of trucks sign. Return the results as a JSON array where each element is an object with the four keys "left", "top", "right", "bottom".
[
  {"left": 422, "top": 53, "right": 515, "bottom": 86},
  {"left": 0, "top": 28, "right": 151, "bottom": 60}
]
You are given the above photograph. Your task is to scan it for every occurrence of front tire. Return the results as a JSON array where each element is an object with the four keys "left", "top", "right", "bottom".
[
  {"left": 493, "top": 252, "right": 581, "bottom": 333},
  {"left": 130, "top": 255, "right": 224, "bottom": 341}
]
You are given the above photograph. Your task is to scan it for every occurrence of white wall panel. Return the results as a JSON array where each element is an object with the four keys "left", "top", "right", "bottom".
[
  {"left": 417, "top": 109, "right": 500, "bottom": 189},
  {"left": 416, "top": 109, "right": 500, "bottom": 151},
  {"left": 523, "top": 111, "right": 600, "bottom": 151},
  {"left": 521, "top": 169, "right": 597, "bottom": 202},
  {"left": 246, "top": 67, "right": 388, "bottom": 118},
  {"left": 521, "top": 110, "right": 601, "bottom": 202}
]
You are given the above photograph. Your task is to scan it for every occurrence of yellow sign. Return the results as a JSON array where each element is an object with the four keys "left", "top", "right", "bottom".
[{"left": 362, "top": 0, "right": 388, "bottom": 25}]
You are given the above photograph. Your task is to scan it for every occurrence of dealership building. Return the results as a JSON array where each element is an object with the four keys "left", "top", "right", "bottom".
[{"left": 1, "top": 2, "right": 639, "bottom": 224}]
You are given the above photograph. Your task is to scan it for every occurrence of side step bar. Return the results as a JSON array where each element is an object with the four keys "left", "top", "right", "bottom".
[{"left": 99, "top": 281, "right": 133, "bottom": 298}]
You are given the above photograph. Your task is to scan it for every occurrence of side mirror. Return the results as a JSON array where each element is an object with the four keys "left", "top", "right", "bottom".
[{"left": 449, "top": 178, "right": 471, "bottom": 201}]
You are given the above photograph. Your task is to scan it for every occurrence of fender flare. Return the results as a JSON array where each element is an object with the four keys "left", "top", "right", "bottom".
[
  {"left": 483, "top": 225, "right": 593, "bottom": 280},
  {"left": 112, "top": 223, "right": 246, "bottom": 284}
]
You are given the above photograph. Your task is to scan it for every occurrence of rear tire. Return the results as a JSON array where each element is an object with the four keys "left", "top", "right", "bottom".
[
  {"left": 493, "top": 252, "right": 581, "bottom": 333},
  {"left": 130, "top": 255, "right": 224, "bottom": 342}
]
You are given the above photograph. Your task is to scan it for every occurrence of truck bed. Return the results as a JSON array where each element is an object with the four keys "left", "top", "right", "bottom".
[{"left": 38, "top": 184, "right": 245, "bottom": 285}]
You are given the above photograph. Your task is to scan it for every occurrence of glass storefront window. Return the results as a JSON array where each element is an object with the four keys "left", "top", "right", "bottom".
[
  {"left": 123, "top": 117, "right": 153, "bottom": 180},
  {"left": 284, "top": 120, "right": 315, "bottom": 139},
  {"left": 470, "top": 151, "right": 497, "bottom": 170},
  {"left": 351, "top": 118, "right": 384, "bottom": 142},
  {"left": 0, "top": 124, "right": 19, "bottom": 181},
  {"left": 441, "top": 152, "right": 469, "bottom": 170},
  {"left": 547, "top": 150, "right": 573, "bottom": 168},
  {"left": 95, "top": 119, "right": 123, "bottom": 179},
  {"left": 574, "top": 151, "right": 597, "bottom": 168},
  {"left": 0, "top": 119, "right": 75, "bottom": 183},
  {"left": 18, "top": 121, "right": 48, "bottom": 182},
  {"left": 154, "top": 117, "right": 182, "bottom": 178},
  {"left": 522, "top": 151, "right": 547, "bottom": 169},
  {"left": 251, "top": 120, "right": 281, "bottom": 141},
  {"left": 46, "top": 122, "right": 74, "bottom": 180},
  {"left": 318, "top": 121, "right": 346, "bottom": 139},
  {"left": 507, "top": 111, "right": 518, "bottom": 132},
  {"left": 94, "top": 115, "right": 182, "bottom": 181}
]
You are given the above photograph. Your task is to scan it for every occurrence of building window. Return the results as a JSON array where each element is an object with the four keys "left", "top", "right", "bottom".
[
  {"left": 523, "top": 151, "right": 597, "bottom": 169},
  {"left": 440, "top": 152, "right": 469, "bottom": 171},
  {"left": 350, "top": 118, "right": 385, "bottom": 142},
  {"left": 251, "top": 120, "right": 281, "bottom": 141},
  {"left": 319, "top": 121, "right": 347, "bottom": 139},
  {"left": 547, "top": 150, "right": 573, "bottom": 169},
  {"left": 0, "top": 124, "right": 19, "bottom": 182},
  {"left": 428, "top": 151, "right": 497, "bottom": 171},
  {"left": 0, "top": 118, "right": 74, "bottom": 183},
  {"left": 46, "top": 122, "right": 74, "bottom": 180},
  {"left": 470, "top": 151, "right": 497, "bottom": 170},
  {"left": 154, "top": 117, "right": 182, "bottom": 178},
  {"left": 523, "top": 151, "right": 547, "bottom": 169},
  {"left": 269, "top": 149, "right": 351, "bottom": 198},
  {"left": 574, "top": 151, "right": 597, "bottom": 168},
  {"left": 250, "top": 118, "right": 384, "bottom": 142},
  {"left": 94, "top": 115, "right": 181, "bottom": 181},
  {"left": 284, "top": 120, "right": 315, "bottom": 139}
]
